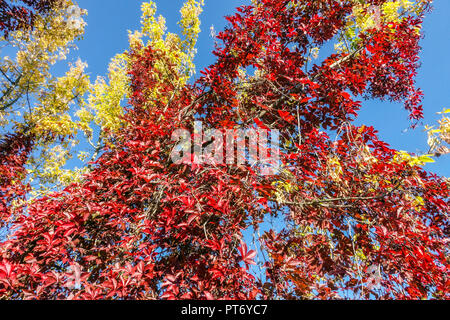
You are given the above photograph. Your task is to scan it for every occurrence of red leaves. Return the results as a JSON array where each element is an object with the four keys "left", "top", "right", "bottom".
[
  {"left": 0, "top": 132, "right": 33, "bottom": 225},
  {"left": 0, "top": 261, "right": 13, "bottom": 280},
  {"left": 238, "top": 240, "right": 257, "bottom": 268},
  {"left": 0, "top": 0, "right": 447, "bottom": 301},
  {"left": 277, "top": 110, "right": 295, "bottom": 123},
  {"left": 340, "top": 91, "right": 351, "bottom": 100},
  {"left": 254, "top": 118, "right": 269, "bottom": 130},
  {"left": 357, "top": 17, "right": 425, "bottom": 121},
  {"left": 300, "top": 97, "right": 312, "bottom": 104},
  {"left": 0, "top": 0, "right": 58, "bottom": 38},
  {"left": 161, "top": 274, "right": 181, "bottom": 299}
]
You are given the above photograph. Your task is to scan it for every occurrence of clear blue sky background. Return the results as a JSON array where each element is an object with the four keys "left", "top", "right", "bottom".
[{"left": 73, "top": 0, "right": 450, "bottom": 176}]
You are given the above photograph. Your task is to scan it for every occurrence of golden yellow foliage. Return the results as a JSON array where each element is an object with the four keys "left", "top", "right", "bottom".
[
  {"left": 1, "top": 0, "right": 204, "bottom": 197},
  {"left": 0, "top": 1, "right": 90, "bottom": 196},
  {"left": 426, "top": 108, "right": 450, "bottom": 157}
]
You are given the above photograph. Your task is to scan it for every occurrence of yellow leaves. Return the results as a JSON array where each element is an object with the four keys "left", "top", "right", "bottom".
[
  {"left": 309, "top": 47, "right": 320, "bottom": 61},
  {"left": 87, "top": 54, "right": 128, "bottom": 136},
  {"left": 66, "top": 4, "right": 87, "bottom": 31},
  {"left": 29, "top": 58, "right": 90, "bottom": 147},
  {"left": 426, "top": 108, "right": 450, "bottom": 156},
  {"left": 27, "top": 144, "right": 85, "bottom": 198},
  {"left": 38, "top": 59, "right": 89, "bottom": 114},
  {"left": 273, "top": 179, "right": 296, "bottom": 193},
  {"left": 273, "top": 187, "right": 285, "bottom": 204},
  {"left": 395, "top": 151, "right": 435, "bottom": 167},
  {"left": 180, "top": 0, "right": 204, "bottom": 54},
  {"left": 353, "top": 3, "right": 380, "bottom": 31},
  {"left": 13, "top": 1, "right": 86, "bottom": 71},
  {"left": 327, "top": 156, "right": 344, "bottom": 182},
  {"left": 414, "top": 195, "right": 425, "bottom": 208},
  {"left": 74, "top": 107, "right": 94, "bottom": 135},
  {"left": 271, "top": 167, "right": 298, "bottom": 204},
  {"left": 77, "top": 151, "right": 90, "bottom": 162},
  {"left": 392, "top": 109, "right": 449, "bottom": 171},
  {"left": 128, "top": 30, "right": 145, "bottom": 49},
  {"left": 0, "top": 1, "right": 93, "bottom": 195},
  {"left": 2, "top": 2, "right": 89, "bottom": 133},
  {"left": 404, "top": 194, "right": 425, "bottom": 212},
  {"left": 357, "top": 145, "right": 378, "bottom": 166},
  {"left": 135, "top": 0, "right": 204, "bottom": 88},
  {"left": 34, "top": 113, "right": 77, "bottom": 138},
  {"left": 363, "top": 174, "right": 380, "bottom": 193},
  {"left": 355, "top": 248, "right": 368, "bottom": 262},
  {"left": 381, "top": 1, "right": 402, "bottom": 22},
  {"left": 141, "top": 1, "right": 167, "bottom": 44}
]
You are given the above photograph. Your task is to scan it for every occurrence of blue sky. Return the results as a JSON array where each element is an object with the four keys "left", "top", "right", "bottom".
[{"left": 74, "top": 0, "right": 449, "bottom": 176}]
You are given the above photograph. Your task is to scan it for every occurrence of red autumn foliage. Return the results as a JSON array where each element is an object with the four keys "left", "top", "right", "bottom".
[
  {"left": 0, "top": 0, "right": 58, "bottom": 37},
  {"left": 0, "top": 0, "right": 448, "bottom": 300},
  {"left": 0, "top": 132, "right": 33, "bottom": 227}
]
